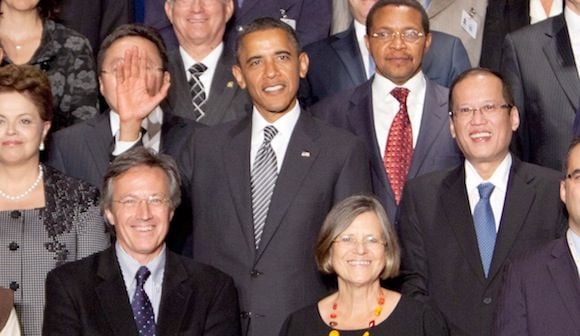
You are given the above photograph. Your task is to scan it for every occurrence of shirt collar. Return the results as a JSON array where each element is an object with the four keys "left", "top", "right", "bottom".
[
  {"left": 565, "top": 5, "right": 580, "bottom": 35},
  {"left": 109, "top": 107, "right": 164, "bottom": 136},
  {"left": 465, "top": 153, "right": 513, "bottom": 193},
  {"left": 180, "top": 43, "right": 224, "bottom": 75},
  {"left": 372, "top": 70, "right": 426, "bottom": 99},
  {"left": 354, "top": 20, "right": 367, "bottom": 47},
  {"left": 116, "top": 241, "right": 166, "bottom": 288},
  {"left": 251, "top": 100, "right": 301, "bottom": 140}
]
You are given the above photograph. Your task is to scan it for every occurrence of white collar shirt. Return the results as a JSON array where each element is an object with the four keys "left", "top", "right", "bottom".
[
  {"left": 110, "top": 107, "right": 163, "bottom": 155},
  {"left": 565, "top": 6, "right": 580, "bottom": 78},
  {"left": 180, "top": 43, "right": 223, "bottom": 98},
  {"left": 530, "top": 0, "right": 563, "bottom": 24},
  {"left": 354, "top": 20, "right": 372, "bottom": 79}
]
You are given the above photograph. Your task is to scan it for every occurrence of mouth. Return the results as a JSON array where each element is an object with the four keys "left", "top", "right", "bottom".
[
  {"left": 132, "top": 225, "right": 154, "bottom": 232},
  {"left": 263, "top": 84, "right": 285, "bottom": 93},
  {"left": 1, "top": 140, "right": 22, "bottom": 146},
  {"left": 186, "top": 17, "right": 207, "bottom": 24},
  {"left": 470, "top": 131, "right": 492, "bottom": 142},
  {"left": 347, "top": 260, "right": 371, "bottom": 266}
]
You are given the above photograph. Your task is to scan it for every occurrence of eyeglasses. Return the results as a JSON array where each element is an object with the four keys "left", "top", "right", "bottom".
[
  {"left": 566, "top": 170, "right": 580, "bottom": 183},
  {"left": 451, "top": 103, "right": 513, "bottom": 119},
  {"left": 113, "top": 195, "right": 170, "bottom": 209},
  {"left": 333, "top": 234, "right": 386, "bottom": 249},
  {"left": 369, "top": 30, "right": 425, "bottom": 43},
  {"left": 172, "top": 0, "right": 224, "bottom": 6}
]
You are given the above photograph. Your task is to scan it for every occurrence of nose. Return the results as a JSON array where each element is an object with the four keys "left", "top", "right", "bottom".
[
  {"left": 389, "top": 33, "right": 406, "bottom": 49},
  {"left": 264, "top": 59, "right": 279, "bottom": 79},
  {"left": 3, "top": 121, "right": 17, "bottom": 135},
  {"left": 470, "top": 108, "right": 487, "bottom": 125},
  {"left": 353, "top": 240, "right": 368, "bottom": 254},
  {"left": 136, "top": 200, "right": 153, "bottom": 220}
]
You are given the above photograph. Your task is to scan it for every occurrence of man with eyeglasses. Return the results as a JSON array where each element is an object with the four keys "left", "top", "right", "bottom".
[
  {"left": 397, "top": 67, "right": 566, "bottom": 336},
  {"left": 43, "top": 147, "right": 241, "bottom": 336},
  {"left": 163, "top": 0, "right": 251, "bottom": 125},
  {"left": 494, "top": 137, "right": 580, "bottom": 335},
  {"left": 47, "top": 24, "right": 197, "bottom": 254},
  {"left": 311, "top": 0, "right": 462, "bottom": 224},
  {"left": 300, "top": 0, "right": 471, "bottom": 106}
]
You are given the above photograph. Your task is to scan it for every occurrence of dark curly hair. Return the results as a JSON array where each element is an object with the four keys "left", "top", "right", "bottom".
[{"left": 0, "top": 64, "right": 53, "bottom": 121}]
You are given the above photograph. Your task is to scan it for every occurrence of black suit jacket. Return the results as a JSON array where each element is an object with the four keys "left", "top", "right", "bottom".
[
  {"left": 501, "top": 14, "right": 580, "bottom": 170},
  {"left": 398, "top": 158, "right": 566, "bottom": 336},
  {"left": 185, "top": 110, "right": 372, "bottom": 336},
  {"left": 300, "top": 25, "right": 471, "bottom": 106},
  {"left": 494, "top": 236, "right": 580, "bottom": 335},
  {"left": 311, "top": 78, "right": 462, "bottom": 223},
  {"left": 47, "top": 110, "right": 195, "bottom": 190},
  {"left": 43, "top": 247, "right": 241, "bottom": 335},
  {"left": 164, "top": 49, "right": 251, "bottom": 125}
]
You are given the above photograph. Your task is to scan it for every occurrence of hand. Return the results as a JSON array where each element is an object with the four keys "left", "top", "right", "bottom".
[{"left": 115, "top": 46, "right": 170, "bottom": 141}]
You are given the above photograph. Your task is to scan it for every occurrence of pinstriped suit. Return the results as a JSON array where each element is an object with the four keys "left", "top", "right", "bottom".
[
  {"left": 0, "top": 165, "right": 109, "bottom": 336},
  {"left": 501, "top": 13, "right": 580, "bottom": 170}
]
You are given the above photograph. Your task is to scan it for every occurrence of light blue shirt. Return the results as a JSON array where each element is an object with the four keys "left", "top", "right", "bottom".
[{"left": 116, "top": 242, "right": 166, "bottom": 321}]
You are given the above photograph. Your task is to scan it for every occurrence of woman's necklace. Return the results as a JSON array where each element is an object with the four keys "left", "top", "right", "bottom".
[
  {"left": 0, "top": 165, "right": 43, "bottom": 200},
  {"left": 328, "top": 289, "right": 386, "bottom": 336}
]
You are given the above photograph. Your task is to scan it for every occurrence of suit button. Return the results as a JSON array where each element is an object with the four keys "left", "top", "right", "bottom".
[
  {"left": 10, "top": 210, "right": 21, "bottom": 219},
  {"left": 240, "top": 311, "right": 252, "bottom": 319},
  {"left": 483, "top": 297, "right": 492, "bottom": 305},
  {"left": 9, "top": 281, "right": 19, "bottom": 291},
  {"left": 8, "top": 242, "right": 19, "bottom": 251},
  {"left": 250, "top": 269, "right": 262, "bottom": 278}
]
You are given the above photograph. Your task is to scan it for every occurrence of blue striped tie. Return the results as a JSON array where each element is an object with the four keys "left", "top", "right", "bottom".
[
  {"left": 473, "top": 183, "right": 497, "bottom": 277},
  {"left": 251, "top": 126, "right": 278, "bottom": 249}
]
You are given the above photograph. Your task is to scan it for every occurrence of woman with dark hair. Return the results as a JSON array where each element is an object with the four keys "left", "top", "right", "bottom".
[
  {"left": 281, "top": 195, "right": 449, "bottom": 336},
  {"left": 0, "top": 64, "right": 109, "bottom": 335},
  {"left": 0, "top": 0, "right": 98, "bottom": 132}
]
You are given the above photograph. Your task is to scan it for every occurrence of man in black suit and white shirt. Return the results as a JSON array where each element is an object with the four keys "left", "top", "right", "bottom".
[
  {"left": 163, "top": 0, "right": 251, "bottom": 125},
  {"left": 43, "top": 148, "right": 241, "bottom": 336},
  {"left": 398, "top": 68, "right": 566, "bottom": 336},
  {"left": 185, "top": 17, "right": 372, "bottom": 336}
]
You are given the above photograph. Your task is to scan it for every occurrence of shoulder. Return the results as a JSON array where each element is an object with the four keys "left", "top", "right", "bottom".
[
  {"left": 513, "top": 160, "right": 563, "bottom": 184},
  {"left": 47, "top": 248, "right": 103, "bottom": 281},
  {"left": 407, "top": 165, "right": 460, "bottom": 190},
  {"left": 168, "top": 251, "right": 235, "bottom": 286},
  {"left": 51, "top": 114, "right": 103, "bottom": 140},
  {"left": 280, "top": 303, "right": 320, "bottom": 334},
  {"left": 507, "top": 15, "right": 561, "bottom": 41},
  {"left": 507, "top": 238, "right": 563, "bottom": 271},
  {"left": 45, "top": 19, "right": 92, "bottom": 48},
  {"left": 43, "top": 165, "right": 100, "bottom": 203},
  {"left": 395, "top": 295, "right": 449, "bottom": 332}
]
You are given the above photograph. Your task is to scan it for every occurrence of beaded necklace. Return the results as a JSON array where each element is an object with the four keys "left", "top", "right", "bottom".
[
  {"left": 327, "top": 289, "right": 386, "bottom": 336},
  {"left": 0, "top": 165, "right": 43, "bottom": 201}
]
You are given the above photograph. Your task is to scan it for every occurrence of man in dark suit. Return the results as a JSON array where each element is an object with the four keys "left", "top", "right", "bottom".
[
  {"left": 301, "top": 0, "right": 471, "bottom": 106},
  {"left": 398, "top": 68, "right": 566, "bottom": 336},
  {"left": 43, "top": 148, "right": 241, "bottom": 336},
  {"left": 311, "top": 0, "right": 462, "bottom": 223},
  {"left": 163, "top": 0, "right": 251, "bottom": 125},
  {"left": 47, "top": 24, "right": 195, "bottom": 253},
  {"left": 481, "top": 0, "right": 563, "bottom": 71},
  {"left": 185, "top": 17, "right": 372, "bottom": 336},
  {"left": 224, "top": 0, "right": 332, "bottom": 48},
  {"left": 494, "top": 137, "right": 580, "bottom": 336},
  {"left": 501, "top": 0, "right": 580, "bottom": 171}
]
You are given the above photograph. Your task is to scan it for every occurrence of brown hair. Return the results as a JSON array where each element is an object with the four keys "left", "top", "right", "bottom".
[{"left": 0, "top": 64, "right": 53, "bottom": 121}]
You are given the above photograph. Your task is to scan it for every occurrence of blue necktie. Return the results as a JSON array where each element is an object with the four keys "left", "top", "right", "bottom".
[
  {"left": 134, "top": 0, "right": 145, "bottom": 23},
  {"left": 131, "top": 266, "right": 156, "bottom": 336},
  {"left": 473, "top": 183, "right": 497, "bottom": 277}
]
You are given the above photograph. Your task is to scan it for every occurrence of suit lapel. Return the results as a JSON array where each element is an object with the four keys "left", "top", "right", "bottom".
[
  {"left": 426, "top": 0, "right": 454, "bottom": 18},
  {"left": 543, "top": 15, "right": 580, "bottom": 112},
  {"left": 223, "top": 117, "right": 255, "bottom": 252},
  {"left": 205, "top": 50, "right": 239, "bottom": 124},
  {"left": 87, "top": 112, "right": 115, "bottom": 178},
  {"left": 157, "top": 252, "right": 192, "bottom": 335},
  {"left": 441, "top": 166, "right": 487, "bottom": 282},
  {"left": 487, "top": 159, "right": 536, "bottom": 280},
  {"left": 165, "top": 51, "right": 195, "bottom": 120},
  {"left": 255, "top": 111, "right": 319, "bottom": 262},
  {"left": 95, "top": 248, "right": 139, "bottom": 336},
  {"left": 548, "top": 238, "right": 580, "bottom": 330},
  {"left": 332, "top": 26, "right": 367, "bottom": 86},
  {"left": 408, "top": 80, "right": 449, "bottom": 178}
]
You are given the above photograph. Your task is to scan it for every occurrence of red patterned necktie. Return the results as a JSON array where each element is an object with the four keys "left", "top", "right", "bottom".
[{"left": 384, "top": 87, "right": 413, "bottom": 204}]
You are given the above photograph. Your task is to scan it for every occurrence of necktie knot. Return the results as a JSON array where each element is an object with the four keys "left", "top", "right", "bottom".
[
  {"left": 263, "top": 126, "right": 278, "bottom": 144},
  {"left": 478, "top": 183, "right": 495, "bottom": 200},
  {"left": 188, "top": 63, "right": 207, "bottom": 77},
  {"left": 391, "top": 87, "right": 410, "bottom": 105},
  {"left": 135, "top": 266, "right": 151, "bottom": 288}
]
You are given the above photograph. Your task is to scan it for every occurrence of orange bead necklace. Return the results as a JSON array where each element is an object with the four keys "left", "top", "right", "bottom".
[{"left": 327, "top": 289, "right": 386, "bottom": 336}]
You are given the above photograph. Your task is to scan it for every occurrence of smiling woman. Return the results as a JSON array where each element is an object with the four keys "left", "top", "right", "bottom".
[
  {"left": 0, "top": 64, "right": 109, "bottom": 336},
  {"left": 280, "top": 195, "right": 449, "bottom": 336}
]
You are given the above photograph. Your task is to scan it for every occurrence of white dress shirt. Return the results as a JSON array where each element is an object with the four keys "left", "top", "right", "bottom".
[
  {"left": 567, "top": 229, "right": 580, "bottom": 277},
  {"left": 530, "top": 0, "right": 563, "bottom": 24},
  {"left": 180, "top": 43, "right": 223, "bottom": 98},
  {"left": 565, "top": 6, "right": 580, "bottom": 79},
  {"left": 110, "top": 107, "right": 163, "bottom": 155},
  {"left": 371, "top": 71, "right": 427, "bottom": 158},
  {"left": 250, "top": 102, "right": 301, "bottom": 173},
  {"left": 116, "top": 242, "right": 166, "bottom": 322},
  {"left": 465, "top": 153, "right": 512, "bottom": 231},
  {"left": 354, "top": 20, "right": 373, "bottom": 79}
]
